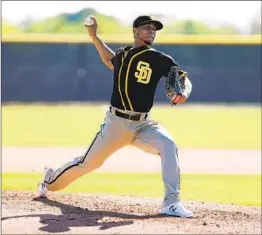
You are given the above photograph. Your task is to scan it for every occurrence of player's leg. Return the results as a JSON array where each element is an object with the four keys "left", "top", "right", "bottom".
[
  {"left": 41, "top": 110, "right": 132, "bottom": 192},
  {"left": 133, "top": 120, "right": 181, "bottom": 204},
  {"left": 132, "top": 120, "right": 193, "bottom": 217}
]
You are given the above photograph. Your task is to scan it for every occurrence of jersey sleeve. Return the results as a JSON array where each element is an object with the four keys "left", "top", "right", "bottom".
[
  {"left": 110, "top": 47, "right": 125, "bottom": 68},
  {"left": 162, "top": 54, "right": 187, "bottom": 77}
]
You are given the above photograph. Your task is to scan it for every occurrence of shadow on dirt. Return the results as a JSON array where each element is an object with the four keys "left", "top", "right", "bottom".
[{"left": 2, "top": 197, "right": 166, "bottom": 233}]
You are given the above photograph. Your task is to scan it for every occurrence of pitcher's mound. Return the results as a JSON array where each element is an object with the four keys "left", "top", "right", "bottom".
[{"left": 2, "top": 190, "right": 261, "bottom": 234}]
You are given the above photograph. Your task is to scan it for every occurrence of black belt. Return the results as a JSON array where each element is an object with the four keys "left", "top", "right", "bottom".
[{"left": 110, "top": 107, "right": 147, "bottom": 121}]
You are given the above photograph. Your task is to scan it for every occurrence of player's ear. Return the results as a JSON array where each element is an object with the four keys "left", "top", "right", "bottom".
[{"left": 133, "top": 28, "right": 137, "bottom": 39}]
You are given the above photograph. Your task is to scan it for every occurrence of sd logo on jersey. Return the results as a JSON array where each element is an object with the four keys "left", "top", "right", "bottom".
[{"left": 135, "top": 61, "right": 152, "bottom": 84}]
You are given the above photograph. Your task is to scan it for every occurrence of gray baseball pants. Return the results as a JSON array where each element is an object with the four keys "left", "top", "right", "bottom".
[{"left": 43, "top": 106, "right": 181, "bottom": 206}]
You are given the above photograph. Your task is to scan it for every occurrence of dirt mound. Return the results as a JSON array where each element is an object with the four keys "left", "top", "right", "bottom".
[{"left": 2, "top": 190, "right": 261, "bottom": 234}]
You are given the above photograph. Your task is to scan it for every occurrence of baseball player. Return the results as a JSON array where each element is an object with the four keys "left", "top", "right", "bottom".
[{"left": 37, "top": 15, "right": 193, "bottom": 218}]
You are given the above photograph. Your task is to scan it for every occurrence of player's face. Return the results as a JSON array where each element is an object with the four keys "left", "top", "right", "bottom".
[{"left": 135, "top": 24, "right": 157, "bottom": 45}]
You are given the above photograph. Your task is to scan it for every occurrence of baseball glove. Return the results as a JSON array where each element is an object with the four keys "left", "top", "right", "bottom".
[{"left": 165, "top": 66, "right": 192, "bottom": 105}]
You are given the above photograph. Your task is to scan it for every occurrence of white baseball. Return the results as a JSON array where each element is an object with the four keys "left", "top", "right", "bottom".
[{"left": 84, "top": 15, "right": 95, "bottom": 26}]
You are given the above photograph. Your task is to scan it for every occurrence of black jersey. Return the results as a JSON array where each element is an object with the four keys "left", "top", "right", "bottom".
[{"left": 110, "top": 45, "right": 179, "bottom": 113}]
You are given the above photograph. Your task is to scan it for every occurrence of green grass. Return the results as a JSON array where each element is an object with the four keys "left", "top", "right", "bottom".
[
  {"left": 2, "top": 103, "right": 261, "bottom": 149},
  {"left": 2, "top": 172, "right": 261, "bottom": 206}
]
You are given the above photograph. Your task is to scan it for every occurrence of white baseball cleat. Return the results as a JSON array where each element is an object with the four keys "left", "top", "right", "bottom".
[
  {"left": 160, "top": 202, "right": 193, "bottom": 218},
  {"left": 37, "top": 182, "right": 48, "bottom": 198},
  {"left": 36, "top": 167, "right": 53, "bottom": 198}
]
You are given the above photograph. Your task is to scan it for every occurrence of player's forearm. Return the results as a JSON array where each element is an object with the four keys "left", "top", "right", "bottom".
[{"left": 91, "top": 36, "right": 115, "bottom": 70}]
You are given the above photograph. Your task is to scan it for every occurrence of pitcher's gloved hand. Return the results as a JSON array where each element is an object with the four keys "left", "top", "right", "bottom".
[{"left": 165, "top": 66, "right": 192, "bottom": 105}]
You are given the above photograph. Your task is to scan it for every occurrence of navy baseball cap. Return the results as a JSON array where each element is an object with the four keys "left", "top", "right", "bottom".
[{"left": 133, "top": 15, "right": 163, "bottom": 31}]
